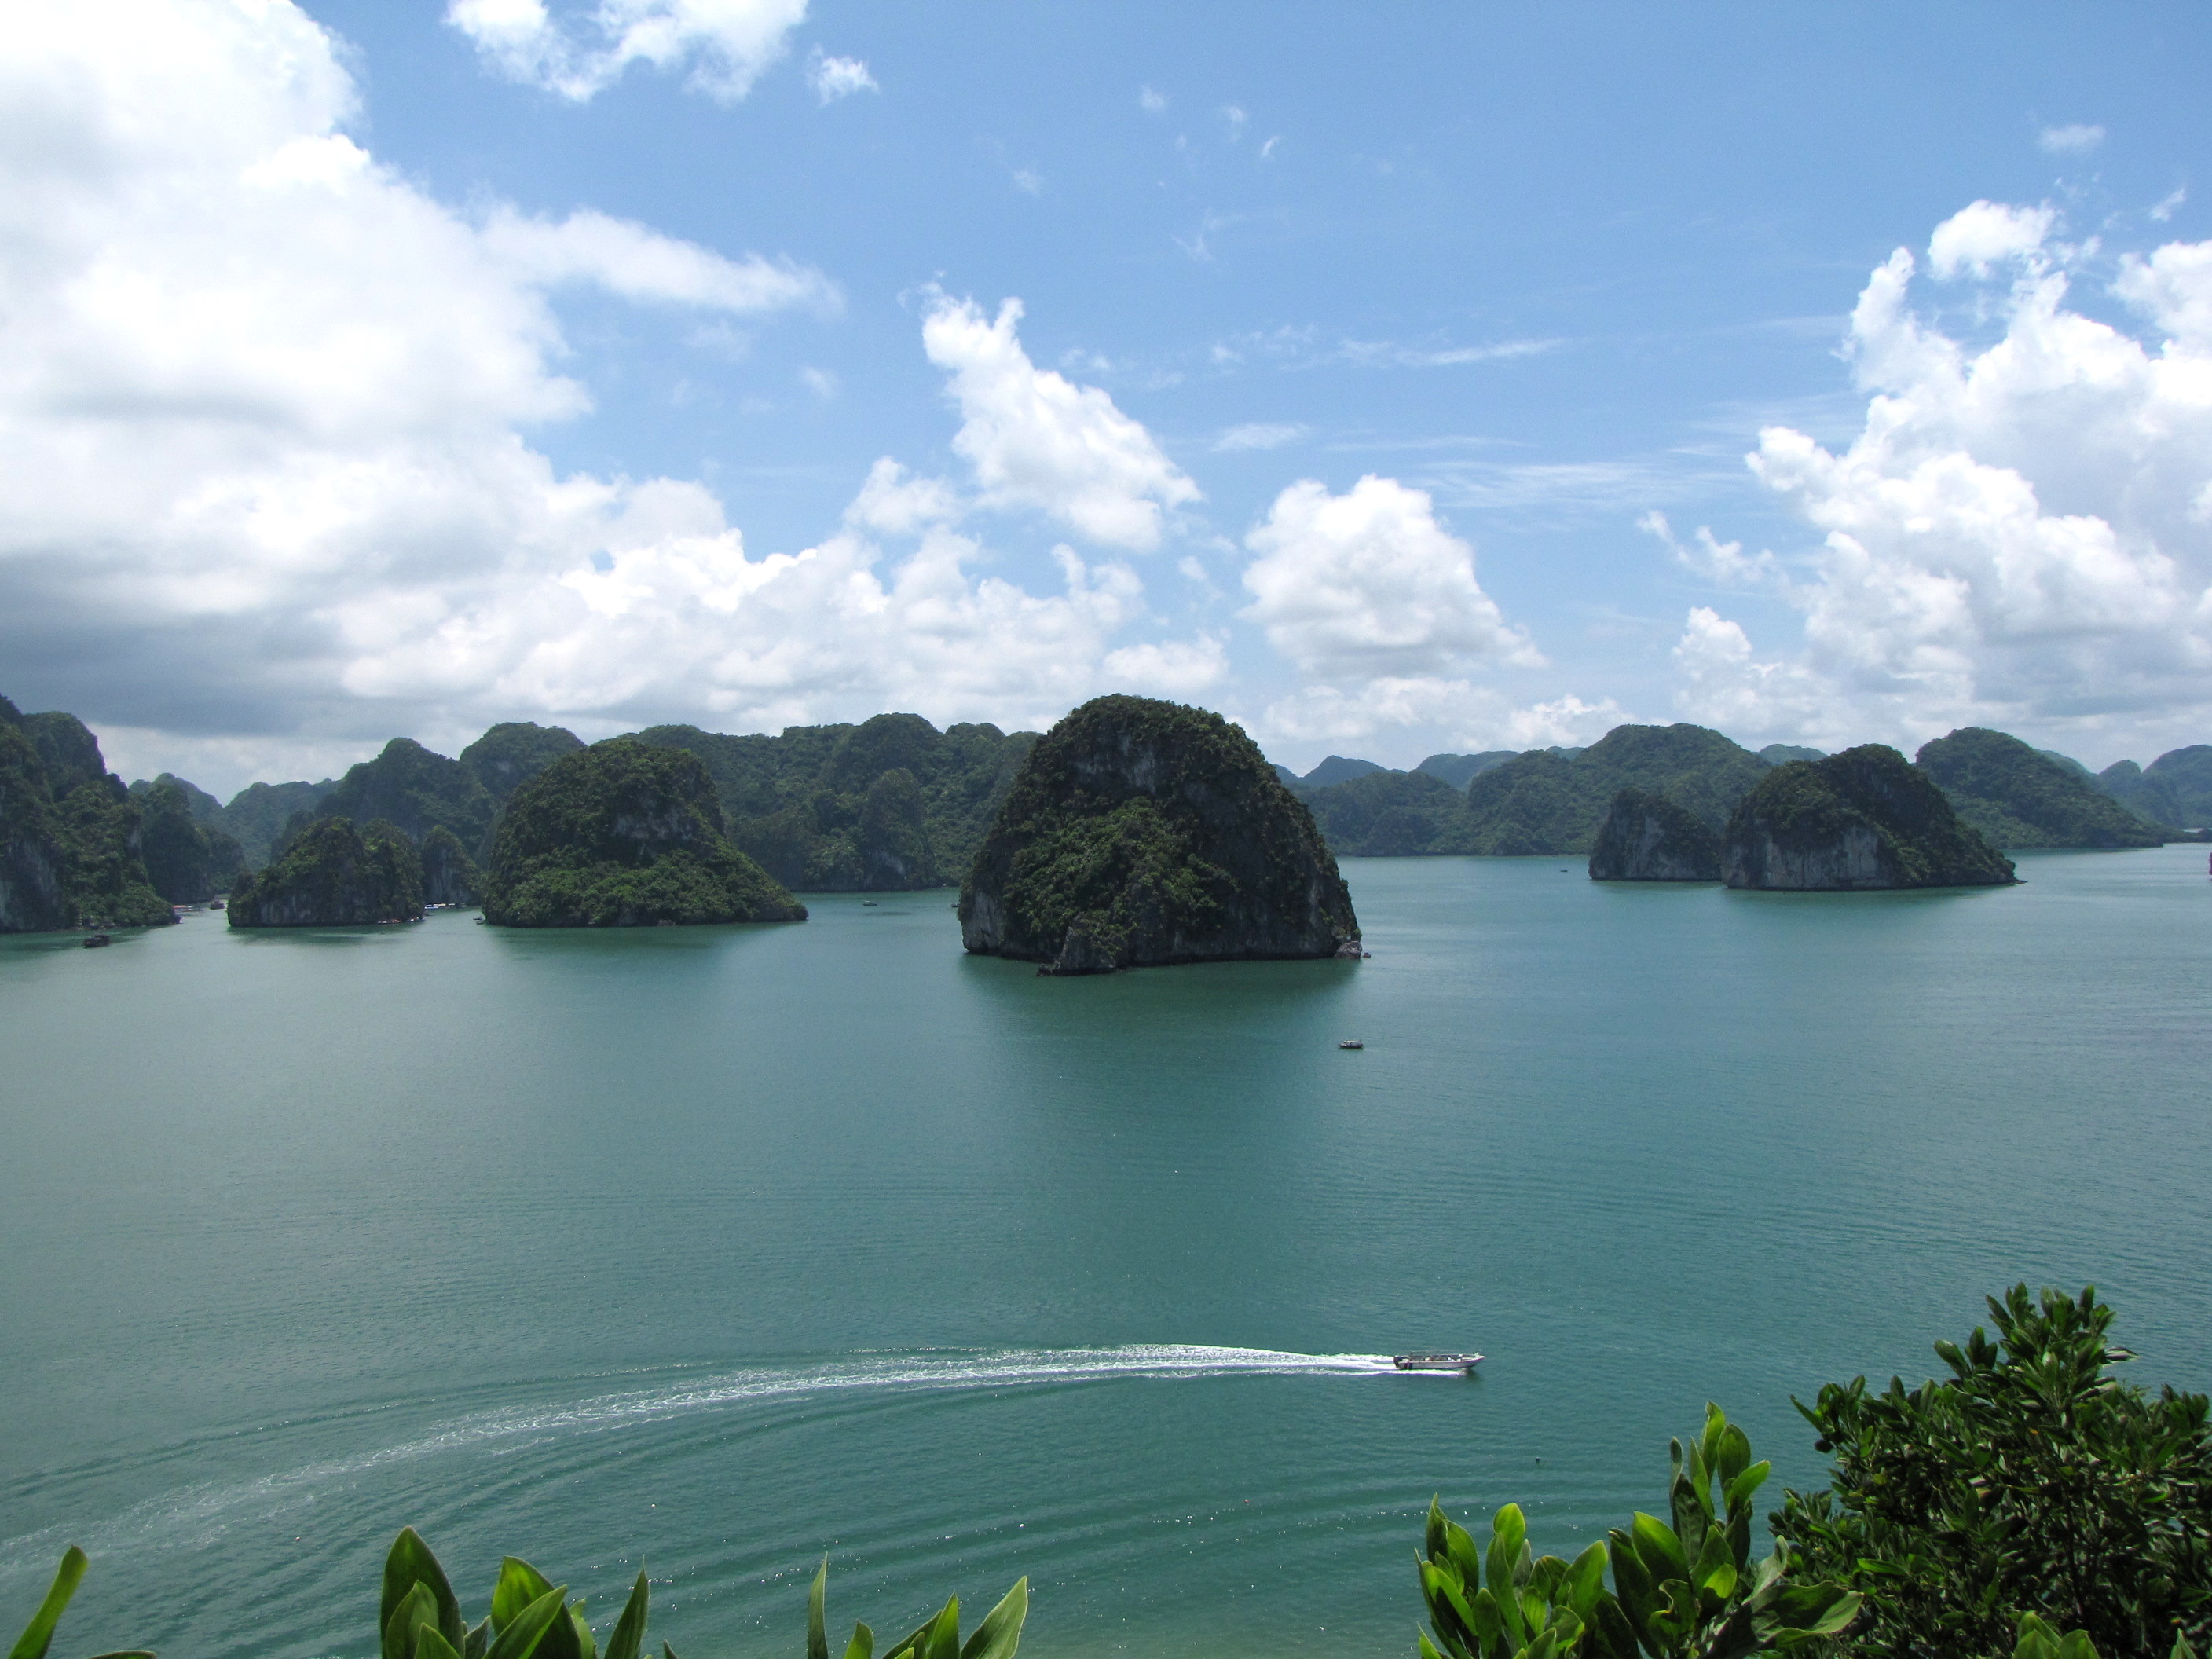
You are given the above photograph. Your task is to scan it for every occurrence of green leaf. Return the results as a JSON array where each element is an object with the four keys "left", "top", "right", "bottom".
[
  {"left": 493, "top": 1564, "right": 558, "bottom": 1635},
  {"left": 958, "top": 1580, "right": 1027, "bottom": 1659},
  {"left": 1723, "top": 1462, "right": 1770, "bottom": 1516},
  {"left": 467, "top": 1622, "right": 490, "bottom": 1659},
  {"left": 383, "top": 1531, "right": 465, "bottom": 1652},
  {"left": 843, "top": 1624, "right": 873, "bottom": 1659},
  {"left": 1714, "top": 1420, "right": 1752, "bottom": 1489},
  {"left": 602, "top": 1576, "right": 648, "bottom": 1659},
  {"left": 485, "top": 1588, "right": 569, "bottom": 1659},
  {"left": 386, "top": 1582, "right": 439, "bottom": 1659},
  {"left": 567, "top": 1605, "right": 596, "bottom": 1659},
  {"left": 9, "top": 1547, "right": 87, "bottom": 1659},
  {"left": 419, "top": 1632, "right": 463, "bottom": 1659},
  {"left": 808, "top": 1558, "right": 830, "bottom": 1659},
  {"left": 1628, "top": 1513, "right": 1689, "bottom": 1584},
  {"left": 1563, "top": 1542, "right": 1608, "bottom": 1620},
  {"left": 918, "top": 1599, "right": 961, "bottom": 1659},
  {"left": 1484, "top": 1505, "right": 1529, "bottom": 1632}
]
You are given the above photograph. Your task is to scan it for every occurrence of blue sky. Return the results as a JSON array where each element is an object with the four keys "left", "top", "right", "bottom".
[{"left": 5, "top": 2, "right": 2210, "bottom": 792}]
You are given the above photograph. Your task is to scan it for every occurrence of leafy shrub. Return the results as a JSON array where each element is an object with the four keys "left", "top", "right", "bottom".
[
  {"left": 1775, "top": 1286, "right": 2212, "bottom": 1659},
  {"left": 1419, "top": 1405, "right": 1858, "bottom": 1659}
]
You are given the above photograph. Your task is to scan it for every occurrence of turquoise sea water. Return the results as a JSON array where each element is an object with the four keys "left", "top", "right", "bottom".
[{"left": 2, "top": 848, "right": 2208, "bottom": 1658}]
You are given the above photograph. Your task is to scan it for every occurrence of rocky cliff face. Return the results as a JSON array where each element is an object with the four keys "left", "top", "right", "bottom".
[
  {"left": 419, "top": 825, "right": 482, "bottom": 906},
  {"left": 227, "top": 817, "right": 423, "bottom": 926},
  {"left": 959, "top": 695, "right": 1358, "bottom": 973},
  {"left": 319, "top": 738, "right": 496, "bottom": 855},
  {"left": 482, "top": 738, "right": 806, "bottom": 926},
  {"left": 0, "top": 706, "right": 72, "bottom": 932},
  {"left": 1588, "top": 789, "right": 1721, "bottom": 881},
  {"left": 1723, "top": 746, "right": 2018, "bottom": 891}
]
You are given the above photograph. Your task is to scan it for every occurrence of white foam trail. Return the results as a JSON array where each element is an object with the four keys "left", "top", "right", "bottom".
[{"left": 0, "top": 1347, "right": 1397, "bottom": 1566}]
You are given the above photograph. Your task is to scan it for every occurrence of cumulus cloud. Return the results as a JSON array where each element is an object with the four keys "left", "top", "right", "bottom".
[
  {"left": 921, "top": 294, "right": 1200, "bottom": 551},
  {"left": 1241, "top": 475, "right": 1536, "bottom": 680},
  {"left": 446, "top": 0, "right": 808, "bottom": 102},
  {"left": 1670, "top": 201, "right": 2212, "bottom": 755},
  {"left": 807, "top": 49, "right": 875, "bottom": 103},
  {"left": 1927, "top": 200, "right": 2056, "bottom": 280},
  {"left": 0, "top": 0, "right": 1207, "bottom": 793}
]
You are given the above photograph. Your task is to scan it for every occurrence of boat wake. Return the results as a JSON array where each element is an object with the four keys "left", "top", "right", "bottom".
[{"left": 0, "top": 1346, "right": 1400, "bottom": 1565}]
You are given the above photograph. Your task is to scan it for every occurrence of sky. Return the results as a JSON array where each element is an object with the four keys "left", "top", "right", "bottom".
[{"left": 4, "top": 1, "right": 2210, "bottom": 796}]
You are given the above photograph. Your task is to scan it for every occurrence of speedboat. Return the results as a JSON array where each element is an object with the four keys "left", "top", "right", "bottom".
[{"left": 1393, "top": 1353, "right": 1482, "bottom": 1373}]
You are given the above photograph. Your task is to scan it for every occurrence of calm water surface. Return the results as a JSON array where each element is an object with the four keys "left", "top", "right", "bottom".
[{"left": 2, "top": 850, "right": 2208, "bottom": 1657}]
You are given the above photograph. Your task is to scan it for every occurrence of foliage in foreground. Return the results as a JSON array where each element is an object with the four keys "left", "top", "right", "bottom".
[
  {"left": 1418, "top": 1405, "right": 1859, "bottom": 1659},
  {"left": 1775, "top": 1286, "right": 2212, "bottom": 1659}
]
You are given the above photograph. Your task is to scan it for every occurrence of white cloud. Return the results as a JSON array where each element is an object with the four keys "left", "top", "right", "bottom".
[
  {"left": 1101, "top": 634, "right": 1229, "bottom": 695},
  {"left": 0, "top": 0, "right": 1208, "bottom": 790},
  {"left": 1927, "top": 200, "right": 2056, "bottom": 280},
  {"left": 921, "top": 294, "right": 1200, "bottom": 550},
  {"left": 2151, "top": 187, "right": 2187, "bottom": 224},
  {"left": 806, "top": 49, "right": 874, "bottom": 103},
  {"left": 446, "top": 0, "right": 808, "bottom": 103},
  {"left": 1240, "top": 475, "right": 1538, "bottom": 680},
  {"left": 1639, "top": 511, "right": 1778, "bottom": 586},
  {"left": 481, "top": 207, "right": 837, "bottom": 312},
  {"left": 798, "top": 366, "right": 837, "bottom": 399},
  {"left": 2038, "top": 123, "right": 2105, "bottom": 156},
  {"left": 1215, "top": 422, "right": 1306, "bottom": 452},
  {"left": 1672, "top": 203, "right": 2212, "bottom": 756},
  {"left": 1138, "top": 86, "right": 1166, "bottom": 115},
  {"left": 1259, "top": 679, "right": 1619, "bottom": 749}
]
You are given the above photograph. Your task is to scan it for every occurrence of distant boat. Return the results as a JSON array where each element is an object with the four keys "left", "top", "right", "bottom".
[
  {"left": 82, "top": 933, "right": 111, "bottom": 948},
  {"left": 1338, "top": 1038, "right": 1363, "bottom": 1049},
  {"left": 1393, "top": 1353, "right": 1481, "bottom": 1373}
]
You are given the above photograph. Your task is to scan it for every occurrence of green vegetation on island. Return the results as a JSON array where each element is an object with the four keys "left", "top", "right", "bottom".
[
  {"left": 214, "top": 778, "right": 335, "bottom": 866},
  {"left": 1296, "top": 767, "right": 1479, "bottom": 856},
  {"left": 1587, "top": 788, "right": 1722, "bottom": 881},
  {"left": 960, "top": 695, "right": 1357, "bottom": 973},
  {"left": 2100, "top": 745, "right": 2212, "bottom": 833},
  {"left": 1916, "top": 728, "right": 2163, "bottom": 849},
  {"left": 482, "top": 738, "right": 806, "bottom": 927},
  {"left": 1724, "top": 745, "right": 2017, "bottom": 890},
  {"left": 632, "top": 712, "right": 1036, "bottom": 892},
  {"left": 459, "top": 720, "right": 587, "bottom": 804},
  {"left": 0, "top": 696, "right": 173, "bottom": 932},
  {"left": 134, "top": 775, "right": 247, "bottom": 902},
  {"left": 317, "top": 738, "right": 499, "bottom": 855},
  {"left": 1463, "top": 724, "right": 1772, "bottom": 856},
  {"left": 227, "top": 815, "right": 423, "bottom": 927}
]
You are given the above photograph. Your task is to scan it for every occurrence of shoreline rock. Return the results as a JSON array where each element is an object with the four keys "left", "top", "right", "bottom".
[{"left": 1589, "top": 789, "right": 1722, "bottom": 881}]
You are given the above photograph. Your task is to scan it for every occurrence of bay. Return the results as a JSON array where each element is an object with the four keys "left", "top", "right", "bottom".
[{"left": 1, "top": 847, "right": 2207, "bottom": 1658}]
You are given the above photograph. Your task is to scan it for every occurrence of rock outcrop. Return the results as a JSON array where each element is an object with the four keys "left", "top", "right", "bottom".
[
  {"left": 227, "top": 816, "right": 423, "bottom": 926},
  {"left": 1588, "top": 788, "right": 1722, "bottom": 881},
  {"left": 419, "top": 824, "right": 482, "bottom": 906},
  {"left": 482, "top": 738, "right": 806, "bottom": 927},
  {"left": 958, "top": 695, "right": 1358, "bottom": 973},
  {"left": 1915, "top": 727, "right": 2162, "bottom": 849},
  {"left": 1723, "top": 746, "right": 2018, "bottom": 891}
]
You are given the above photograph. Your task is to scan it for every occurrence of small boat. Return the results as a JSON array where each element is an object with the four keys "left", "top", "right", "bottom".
[
  {"left": 1393, "top": 1353, "right": 1482, "bottom": 1373},
  {"left": 1338, "top": 1038, "right": 1364, "bottom": 1049},
  {"left": 862, "top": 900, "right": 877, "bottom": 906},
  {"left": 209, "top": 899, "right": 224, "bottom": 910},
  {"left": 82, "top": 933, "right": 111, "bottom": 948}
]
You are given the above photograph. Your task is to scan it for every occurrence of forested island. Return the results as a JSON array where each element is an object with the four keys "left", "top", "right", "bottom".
[
  {"left": 958, "top": 695, "right": 1358, "bottom": 973},
  {"left": 3, "top": 683, "right": 2204, "bottom": 933}
]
